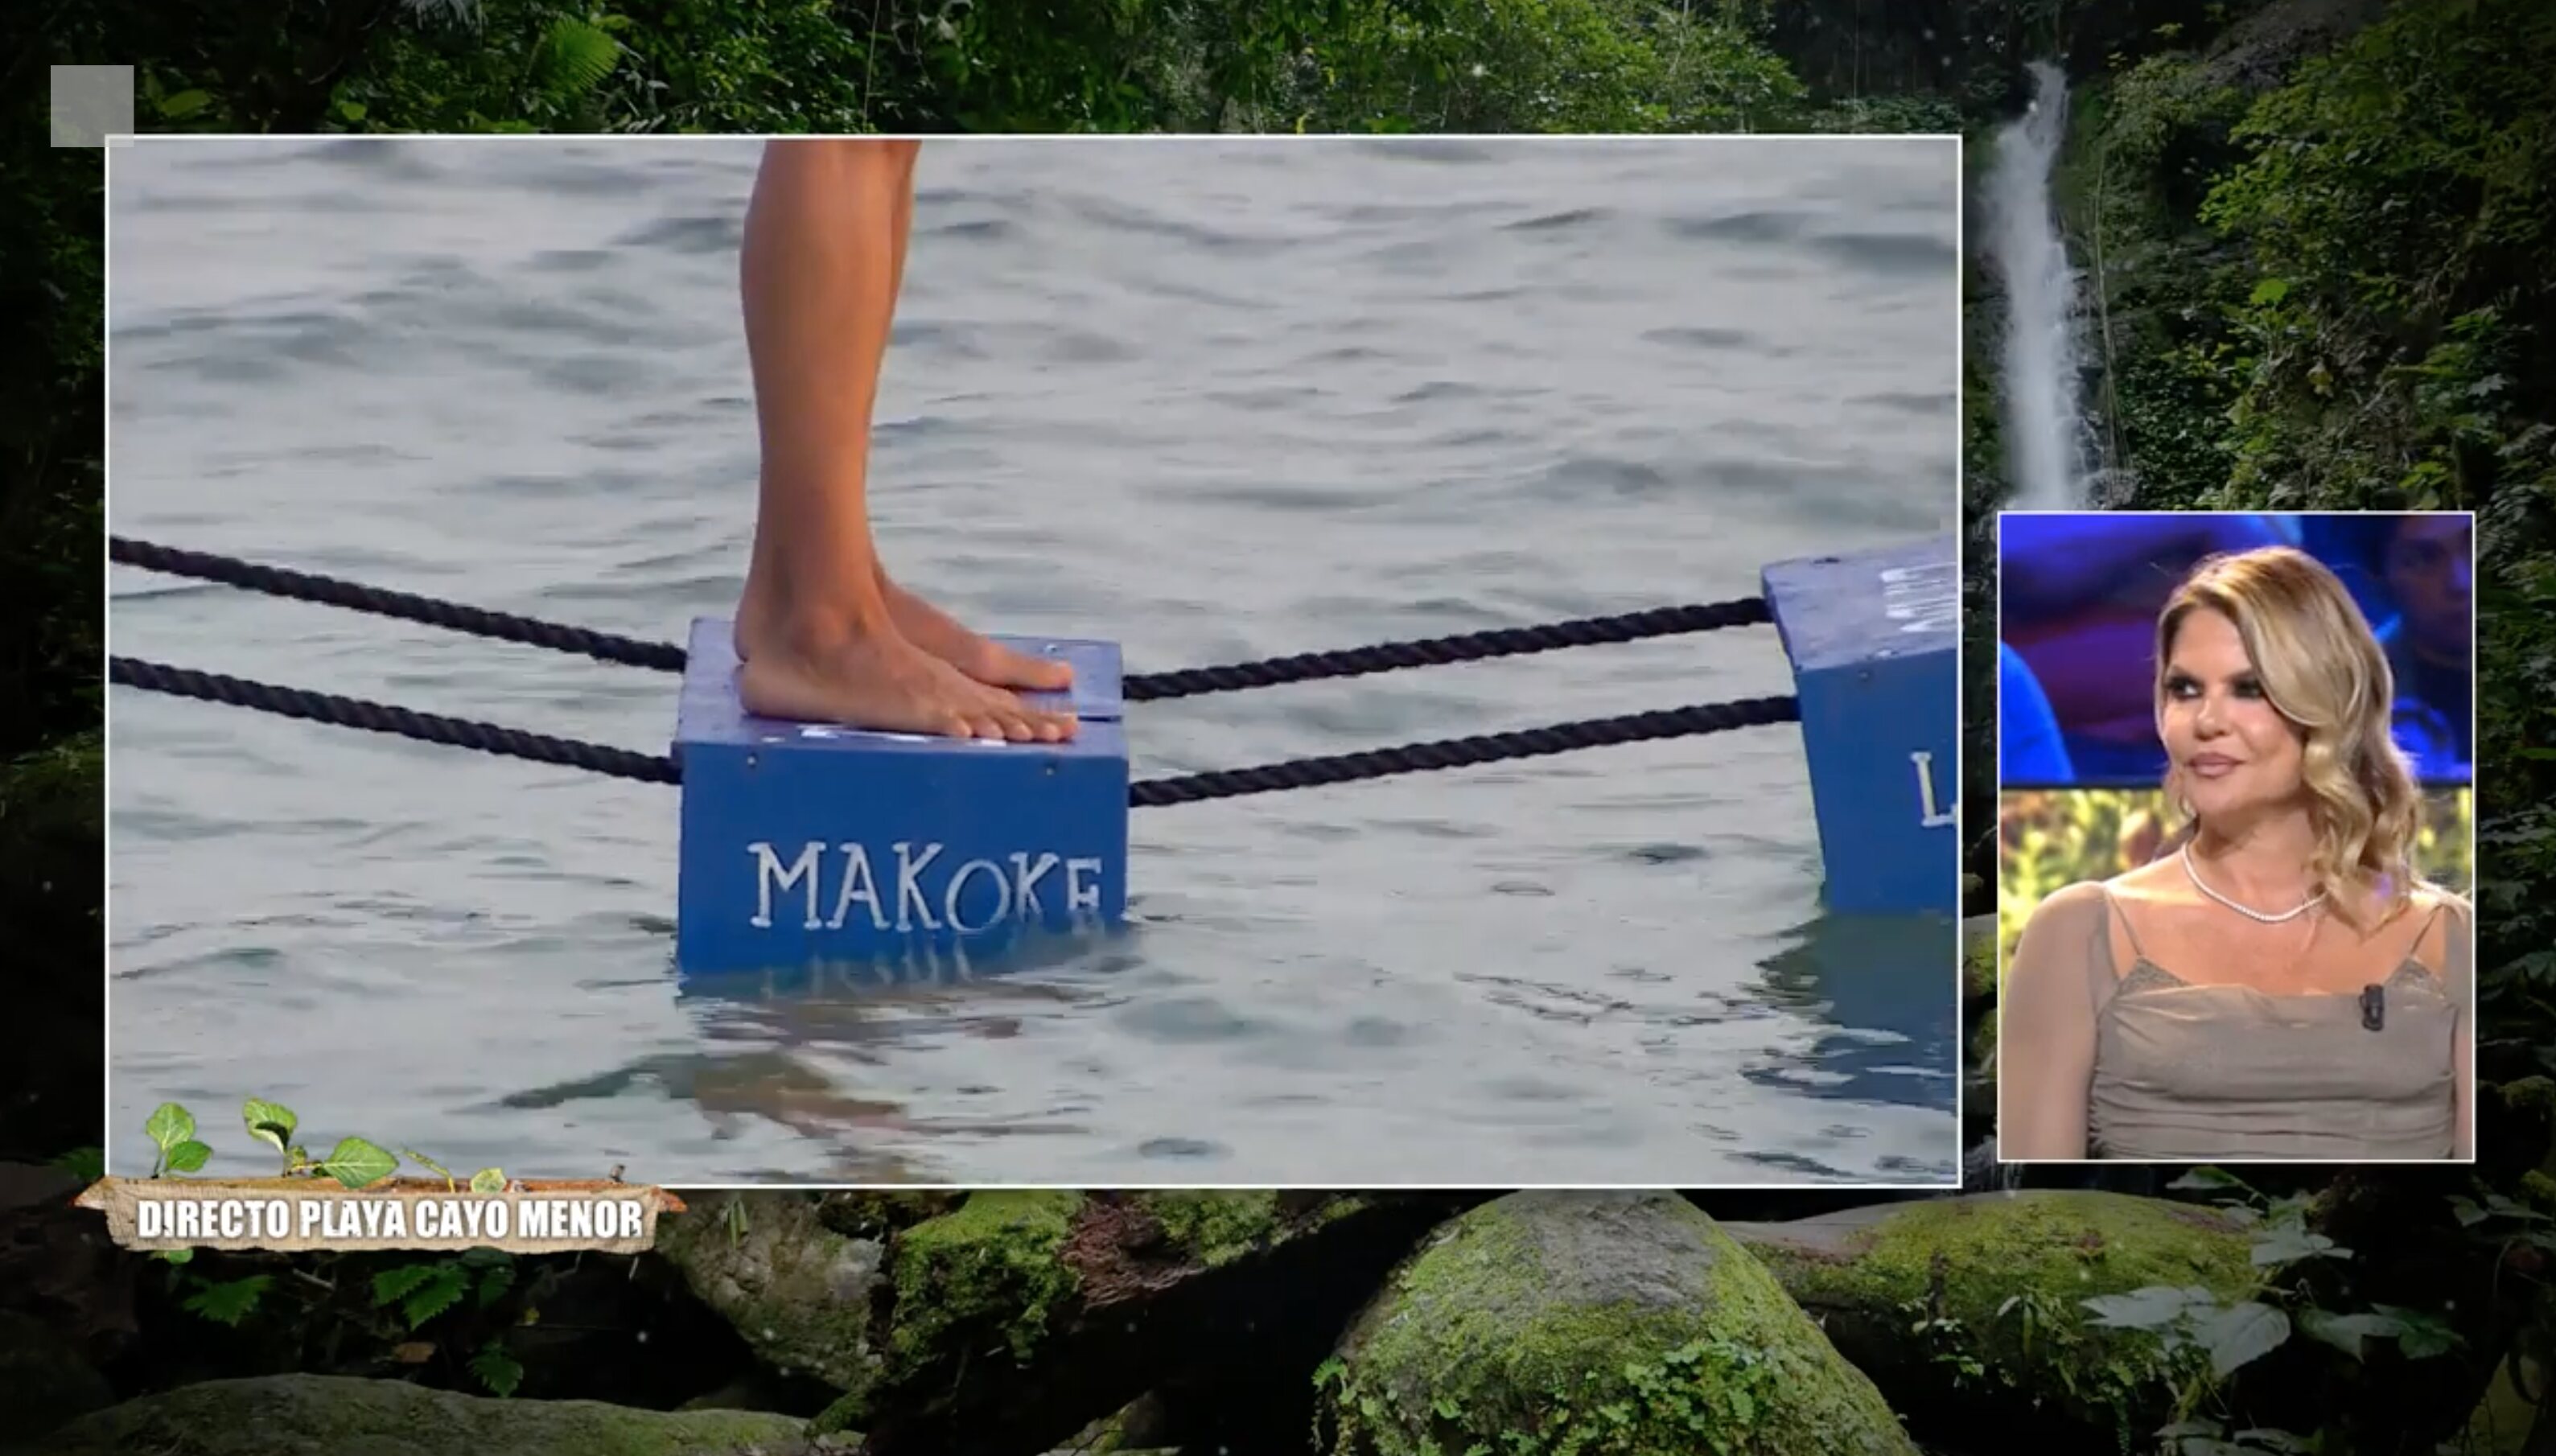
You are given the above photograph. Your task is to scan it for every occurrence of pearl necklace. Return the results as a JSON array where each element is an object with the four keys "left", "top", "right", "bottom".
[{"left": 2181, "top": 844, "right": 2325, "bottom": 924}]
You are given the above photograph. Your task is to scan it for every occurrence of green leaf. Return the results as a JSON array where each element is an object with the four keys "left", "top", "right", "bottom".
[
  {"left": 335, "top": 99, "right": 368, "bottom": 124},
  {"left": 182, "top": 1274, "right": 272, "bottom": 1326},
  {"left": 156, "top": 89, "right": 212, "bottom": 120},
  {"left": 401, "top": 1267, "right": 470, "bottom": 1329},
  {"left": 322, "top": 1137, "right": 397, "bottom": 1190},
  {"left": 2400, "top": 1326, "right": 2457, "bottom": 1359},
  {"left": 2249, "top": 277, "right": 2291, "bottom": 306},
  {"left": 469, "top": 1339, "right": 524, "bottom": 1398},
  {"left": 2370, "top": 1304, "right": 2463, "bottom": 1359},
  {"left": 50, "top": 1147, "right": 105, "bottom": 1182},
  {"left": 165, "top": 1140, "right": 213, "bottom": 1174},
  {"left": 402, "top": 1149, "right": 459, "bottom": 1191},
  {"left": 2249, "top": 1222, "right": 2344, "bottom": 1266},
  {"left": 470, "top": 1168, "right": 505, "bottom": 1195},
  {"left": 158, "top": 1248, "right": 195, "bottom": 1265},
  {"left": 242, "top": 1100, "right": 297, "bottom": 1153},
  {"left": 2297, "top": 1308, "right": 2404, "bottom": 1361},
  {"left": 529, "top": 17, "right": 623, "bottom": 100},
  {"left": 2083, "top": 1285, "right": 2209, "bottom": 1331},
  {"left": 2201, "top": 1302, "right": 2291, "bottom": 1378},
  {"left": 2166, "top": 1167, "right": 2247, "bottom": 1192},
  {"left": 146, "top": 1102, "right": 196, "bottom": 1151},
  {"left": 374, "top": 1265, "right": 441, "bottom": 1306}
]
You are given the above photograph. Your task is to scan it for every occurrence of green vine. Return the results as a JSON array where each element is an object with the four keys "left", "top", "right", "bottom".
[{"left": 139, "top": 1097, "right": 501, "bottom": 1195}]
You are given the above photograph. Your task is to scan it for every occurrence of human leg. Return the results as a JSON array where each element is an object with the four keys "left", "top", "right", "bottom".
[{"left": 730, "top": 138, "right": 1071, "bottom": 741}]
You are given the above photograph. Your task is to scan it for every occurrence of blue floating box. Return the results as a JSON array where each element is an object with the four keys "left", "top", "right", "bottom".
[
  {"left": 673, "top": 621, "right": 1128, "bottom": 975},
  {"left": 1760, "top": 538, "right": 1960, "bottom": 916}
]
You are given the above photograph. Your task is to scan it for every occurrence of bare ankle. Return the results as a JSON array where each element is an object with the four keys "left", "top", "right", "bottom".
[{"left": 768, "top": 594, "right": 898, "bottom": 659}]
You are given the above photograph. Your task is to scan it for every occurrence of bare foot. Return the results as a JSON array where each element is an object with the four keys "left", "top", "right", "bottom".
[
  {"left": 737, "top": 622, "right": 1074, "bottom": 742},
  {"left": 880, "top": 570, "right": 1074, "bottom": 693},
  {"left": 735, "top": 566, "right": 1073, "bottom": 696}
]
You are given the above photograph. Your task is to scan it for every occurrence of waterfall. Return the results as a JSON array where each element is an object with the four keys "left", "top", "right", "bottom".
[{"left": 1983, "top": 60, "right": 2098, "bottom": 511}]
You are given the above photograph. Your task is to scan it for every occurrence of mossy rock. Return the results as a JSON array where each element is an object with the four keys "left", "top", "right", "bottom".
[
  {"left": 1319, "top": 1190, "right": 1916, "bottom": 1456},
  {"left": 813, "top": 1191, "right": 962, "bottom": 1242},
  {"left": 14, "top": 1374, "right": 809, "bottom": 1456},
  {"left": 1057, "top": 1391, "right": 1173, "bottom": 1454},
  {"left": 876, "top": 1190, "right": 1086, "bottom": 1385},
  {"left": 1725, "top": 1191, "right": 2254, "bottom": 1440},
  {"left": 1961, "top": 914, "right": 1998, "bottom": 1001},
  {"left": 652, "top": 1191, "right": 887, "bottom": 1393},
  {"left": 858, "top": 1191, "right": 1464, "bottom": 1455},
  {"left": 822, "top": 1189, "right": 1393, "bottom": 1447},
  {"left": 1130, "top": 1190, "right": 1290, "bottom": 1268}
]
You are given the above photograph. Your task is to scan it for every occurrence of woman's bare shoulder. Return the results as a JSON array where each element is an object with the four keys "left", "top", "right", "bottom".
[
  {"left": 2021, "top": 879, "right": 2114, "bottom": 932},
  {"left": 2103, "top": 854, "right": 2184, "bottom": 899},
  {"left": 2405, "top": 882, "right": 2474, "bottom": 932}
]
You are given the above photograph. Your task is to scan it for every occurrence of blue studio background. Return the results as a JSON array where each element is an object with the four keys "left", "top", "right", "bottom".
[{"left": 1997, "top": 512, "right": 2474, "bottom": 790}]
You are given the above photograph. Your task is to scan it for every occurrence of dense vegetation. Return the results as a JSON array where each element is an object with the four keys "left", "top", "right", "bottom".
[{"left": 4, "top": 0, "right": 2552, "bottom": 1451}]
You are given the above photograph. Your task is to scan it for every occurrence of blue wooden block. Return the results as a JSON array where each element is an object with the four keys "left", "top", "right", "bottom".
[
  {"left": 1760, "top": 538, "right": 1960, "bottom": 916},
  {"left": 673, "top": 620, "right": 1129, "bottom": 976}
]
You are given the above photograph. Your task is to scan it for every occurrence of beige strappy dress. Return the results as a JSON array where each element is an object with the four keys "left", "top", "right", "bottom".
[{"left": 2032, "top": 886, "right": 2468, "bottom": 1161}]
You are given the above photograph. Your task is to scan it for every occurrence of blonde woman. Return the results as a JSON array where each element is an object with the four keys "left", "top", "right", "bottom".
[{"left": 1999, "top": 545, "right": 2473, "bottom": 1162}]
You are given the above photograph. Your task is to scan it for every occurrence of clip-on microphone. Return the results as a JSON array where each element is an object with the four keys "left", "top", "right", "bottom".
[{"left": 2359, "top": 984, "right": 2385, "bottom": 1032}]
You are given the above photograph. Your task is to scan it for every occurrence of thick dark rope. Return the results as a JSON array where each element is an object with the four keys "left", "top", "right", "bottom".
[
  {"left": 109, "top": 657, "right": 1797, "bottom": 802},
  {"left": 1118, "top": 598, "right": 1772, "bottom": 701},
  {"left": 1124, "top": 696, "right": 1801, "bottom": 805},
  {"left": 108, "top": 658, "right": 683, "bottom": 784},
  {"left": 109, "top": 538, "right": 689, "bottom": 672},
  {"left": 109, "top": 537, "right": 1768, "bottom": 698}
]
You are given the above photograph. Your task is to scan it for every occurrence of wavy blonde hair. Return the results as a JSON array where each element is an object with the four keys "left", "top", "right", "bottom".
[{"left": 2154, "top": 545, "right": 2427, "bottom": 932}]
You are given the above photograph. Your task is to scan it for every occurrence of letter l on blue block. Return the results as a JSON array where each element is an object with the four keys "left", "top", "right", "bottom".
[
  {"left": 1760, "top": 539, "right": 1959, "bottom": 916},
  {"left": 672, "top": 622, "right": 1130, "bottom": 974}
]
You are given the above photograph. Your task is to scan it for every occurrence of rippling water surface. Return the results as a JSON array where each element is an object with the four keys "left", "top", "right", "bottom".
[{"left": 109, "top": 138, "right": 1962, "bottom": 1186}]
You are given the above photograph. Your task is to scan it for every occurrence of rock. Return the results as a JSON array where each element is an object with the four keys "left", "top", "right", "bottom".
[
  {"left": 1056, "top": 1391, "right": 1180, "bottom": 1454},
  {"left": 1960, "top": 913, "right": 1998, "bottom": 1002},
  {"left": 1320, "top": 1190, "right": 1916, "bottom": 1456},
  {"left": 1724, "top": 1191, "right": 2254, "bottom": 1442},
  {"left": 655, "top": 1191, "right": 888, "bottom": 1394},
  {"left": 810, "top": 1192, "right": 961, "bottom": 1244},
  {"left": 12, "top": 1374, "right": 809, "bottom": 1456},
  {"left": 0, "top": 1163, "right": 80, "bottom": 1215},
  {"left": 847, "top": 1191, "right": 1480, "bottom": 1456},
  {"left": 676, "top": 1373, "right": 805, "bottom": 1415},
  {"left": 2188, "top": 0, "right": 2392, "bottom": 94},
  {"left": 0, "top": 1160, "right": 136, "bottom": 1429},
  {"left": 0, "top": 1309, "right": 115, "bottom": 1438}
]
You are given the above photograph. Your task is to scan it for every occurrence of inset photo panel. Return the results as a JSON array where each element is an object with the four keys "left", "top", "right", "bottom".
[{"left": 1992, "top": 510, "right": 2476, "bottom": 1165}]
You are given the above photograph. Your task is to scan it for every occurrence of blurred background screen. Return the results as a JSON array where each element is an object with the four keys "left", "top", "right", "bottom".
[{"left": 1995, "top": 511, "right": 2474, "bottom": 789}]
